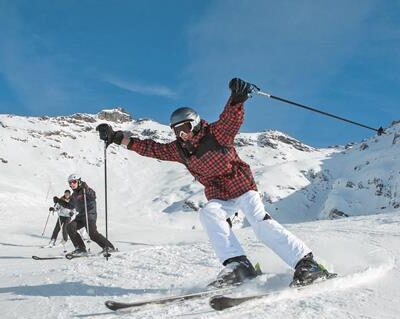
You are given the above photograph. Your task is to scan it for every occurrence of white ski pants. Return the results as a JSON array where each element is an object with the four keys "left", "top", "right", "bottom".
[{"left": 199, "top": 190, "right": 311, "bottom": 268}]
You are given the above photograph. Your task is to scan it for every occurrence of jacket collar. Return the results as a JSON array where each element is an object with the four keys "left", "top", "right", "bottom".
[{"left": 178, "top": 119, "right": 208, "bottom": 150}]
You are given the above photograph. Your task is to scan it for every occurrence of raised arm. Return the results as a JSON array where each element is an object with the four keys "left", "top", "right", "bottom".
[
  {"left": 210, "top": 78, "right": 254, "bottom": 146},
  {"left": 210, "top": 99, "right": 245, "bottom": 146}
]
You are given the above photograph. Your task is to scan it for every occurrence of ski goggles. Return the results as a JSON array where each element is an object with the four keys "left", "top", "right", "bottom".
[
  {"left": 68, "top": 180, "right": 78, "bottom": 186},
  {"left": 172, "top": 121, "right": 193, "bottom": 138}
]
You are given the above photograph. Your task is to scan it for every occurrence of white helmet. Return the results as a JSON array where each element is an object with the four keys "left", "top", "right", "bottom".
[
  {"left": 67, "top": 173, "right": 81, "bottom": 183},
  {"left": 170, "top": 107, "right": 201, "bottom": 132},
  {"left": 67, "top": 173, "right": 81, "bottom": 189}
]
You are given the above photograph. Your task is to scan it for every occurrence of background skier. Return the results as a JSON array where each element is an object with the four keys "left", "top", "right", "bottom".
[
  {"left": 46, "top": 189, "right": 74, "bottom": 247},
  {"left": 96, "top": 78, "right": 331, "bottom": 287},
  {"left": 54, "top": 174, "right": 115, "bottom": 256}
]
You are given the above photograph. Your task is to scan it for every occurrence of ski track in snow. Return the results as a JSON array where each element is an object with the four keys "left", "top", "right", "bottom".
[{"left": 1, "top": 213, "right": 399, "bottom": 319}]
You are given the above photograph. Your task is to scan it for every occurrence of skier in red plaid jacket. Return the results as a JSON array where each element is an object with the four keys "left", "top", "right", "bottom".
[{"left": 96, "top": 78, "right": 331, "bottom": 287}]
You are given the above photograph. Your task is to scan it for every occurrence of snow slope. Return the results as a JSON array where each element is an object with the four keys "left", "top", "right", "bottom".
[{"left": 0, "top": 109, "right": 399, "bottom": 318}]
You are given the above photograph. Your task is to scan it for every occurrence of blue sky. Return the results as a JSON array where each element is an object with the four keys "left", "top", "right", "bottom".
[{"left": 0, "top": 0, "right": 399, "bottom": 147}]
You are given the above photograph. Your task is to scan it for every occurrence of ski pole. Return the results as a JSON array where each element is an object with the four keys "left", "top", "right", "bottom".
[
  {"left": 41, "top": 209, "right": 52, "bottom": 237},
  {"left": 83, "top": 187, "right": 91, "bottom": 250},
  {"left": 57, "top": 216, "right": 67, "bottom": 253},
  {"left": 103, "top": 141, "right": 111, "bottom": 259},
  {"left": 251, "top": 85, "right": 385, "bottom": 135}
]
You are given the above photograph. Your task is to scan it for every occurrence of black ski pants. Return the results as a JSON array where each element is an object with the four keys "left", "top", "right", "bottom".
[
  {"left": 67, "top": 215, "right": 114, "bottom": 251},
  {"left": 51, "top": 216, "right": 69, "bottom": 241}
]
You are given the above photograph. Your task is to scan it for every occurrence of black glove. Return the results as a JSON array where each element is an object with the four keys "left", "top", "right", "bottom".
[
  {"left": 53, "top": 196, "right": 59, "bottom": 204},
  {"left": 49, "top": 207, "right": 55, "bottom": 212},
  {"left": 229, "top": 78, "right": 253, "bottom": 105},
  {"left": 96, "top": 124, "right": 124, "bottom": 147},
  {"left": 57, "top": 199, "right": 70, "bottom": 208}
]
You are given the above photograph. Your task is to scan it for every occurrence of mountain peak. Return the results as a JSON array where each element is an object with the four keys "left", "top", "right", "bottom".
[{"left": 97, "top": 107, "right": 132, "bottom": 123}]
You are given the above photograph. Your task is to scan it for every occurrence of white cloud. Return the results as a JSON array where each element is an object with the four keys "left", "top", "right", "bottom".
[{"left": 104, "top": 76, "right": 177, "bottom": 99}]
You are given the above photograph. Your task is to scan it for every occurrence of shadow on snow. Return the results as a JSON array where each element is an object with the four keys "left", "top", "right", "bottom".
[{"left": 0, "top": 281, "right": 169, "bottom": 297}]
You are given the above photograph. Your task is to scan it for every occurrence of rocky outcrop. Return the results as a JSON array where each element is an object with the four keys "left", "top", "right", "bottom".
[{"left": 97, "top": 107, "right": 132, "bottom": 123}]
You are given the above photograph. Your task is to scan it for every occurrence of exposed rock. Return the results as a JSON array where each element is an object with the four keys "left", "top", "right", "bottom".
[
  {"left": 257, "top": 133, "right": 278, "bottom": 149},
  {"left": 360, "top": 143, "right": 369, "bottom": 151},
  {"left": 346, "top": 181, "right": 355, "bottom": 188},
  {"left": 0, "top": 157, "right": 8, "bottom": 163},
  {"left": 183, "top": 200, "right": 200, "bottom": 211},
  {"left": 234, "top": 137, "right": 256, "bottom": 147},
  {"left": 141, "top": 129, "right": 159, "bottom": 138},
  {"left": 10, "top": 137, "right": 28, "bottom": 143},
  {"left": 345, "top": 142, "right": 355, "bottom": 149},
  {"left": 328, "top": 208, "right": 349, "bottom": 219},
  {"left": 257, "top": 131, "right": 314, "bottom": 152},
  {"left": 40, "top": 130, "right": 76, "bottom": 140},
  {"left": 275, "top": 134, "right": 314, "bottom": 152},
  {"left": 81, "top": 126, "right": 93, "bottom": 132},
  {"left": 392, "top": 202, "right": 400, "bottom": 209},
  {"left": 59, "top": 152, "right": 74, "bottom": 159},
  {"left": 43, "top": 130, "right": 62, "bottom": 137},
  {"left": 392, "top": 133, "right": 400, "bottom": 145},
  {"left": 97, "top": 107, "right": 131, "bottom": 123},
  {"left": 71, "top": 113, "right": 97, "bottom": 123},
  {"left": 390, "top": 120, "right": 400, "bottom": 127}
]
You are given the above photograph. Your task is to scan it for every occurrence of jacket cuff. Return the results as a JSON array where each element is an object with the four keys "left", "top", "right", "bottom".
[{"left": 127, "top": 137, "right": 136, "bottom": 150}]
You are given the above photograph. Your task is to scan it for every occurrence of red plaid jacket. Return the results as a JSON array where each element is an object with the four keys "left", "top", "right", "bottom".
[{"left": 127, "top": 99, "right": 258, "bottom": 200}]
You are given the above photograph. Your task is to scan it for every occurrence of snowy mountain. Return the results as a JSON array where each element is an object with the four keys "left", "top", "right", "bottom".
[
  {"left": 1, "top": 109, "right": 400, "bottom": 318},
  {"left": 1, "top": 108, "right": 400, "bottom": 225}
]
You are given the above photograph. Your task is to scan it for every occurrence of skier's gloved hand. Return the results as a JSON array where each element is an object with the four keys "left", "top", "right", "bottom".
[
  {"left": 229, "top": 78, "right": 253, "bottom": 105},
  {"left": 49, "top": 207, "right": 55, "bottom": 212},
  {"left": 53, "top": 196, "right": 59, "bottom": 204},
  {"left": 96, "top": 124, "right": 124, "bottom": 147}
]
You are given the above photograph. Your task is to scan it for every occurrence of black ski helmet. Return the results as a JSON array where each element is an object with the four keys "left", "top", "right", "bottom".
[{"left": 170, "top": 107, "right": 201, "bottom": 133}]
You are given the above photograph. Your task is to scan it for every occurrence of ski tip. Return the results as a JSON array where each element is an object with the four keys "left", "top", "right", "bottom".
[
  {"left": 209, "top": 295, "right": 234, "bottom": 311},
  {"left": 104, "top": 300, "right": 118, "bottom": 311},
  {"left": 32, "top": 255, "right": 64, "bottom": 260}
]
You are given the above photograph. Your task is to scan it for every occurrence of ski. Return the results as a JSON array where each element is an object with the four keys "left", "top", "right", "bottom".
[
  {"left": 105, "top": 286, "right": 233, "bottom": 311},
  {"left": 32, "top": 255, "right": 65, "bottom": 260},
  {"left": 65, "top": 248, "right": 119, "bottom": 260},
  {"left": 209, "top": 272, "right": 338, "bottom": 311},
  {"left": 65, "top": 253, "right": 88, "bottom": 260},
  {"left": 32, "top": 251, "right": 116, "bottom": 260}
]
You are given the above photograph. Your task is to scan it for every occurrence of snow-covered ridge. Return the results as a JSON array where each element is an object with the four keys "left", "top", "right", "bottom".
[{"left": 0, "top": 109, "right": 399, "bottom": 226}]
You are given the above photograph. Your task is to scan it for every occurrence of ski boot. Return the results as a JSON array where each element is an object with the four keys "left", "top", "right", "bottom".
[
  {"left": 99, "top": 246, "right": 118, "bottom": 257},
  {"left": 57, "top": 239, "right": 67, "bottom": 247},
  {"left": 44, "top": 239, "right": 56, "bottom": 248},
  {"left": 67, "top": 247, "right": 88, "bottom": 257},
  {"left": 290, "top": 252, "right": 336, "bottom": 287},
  {"left": 208, "top": 255, "right": 262, "bottom": 288}
]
